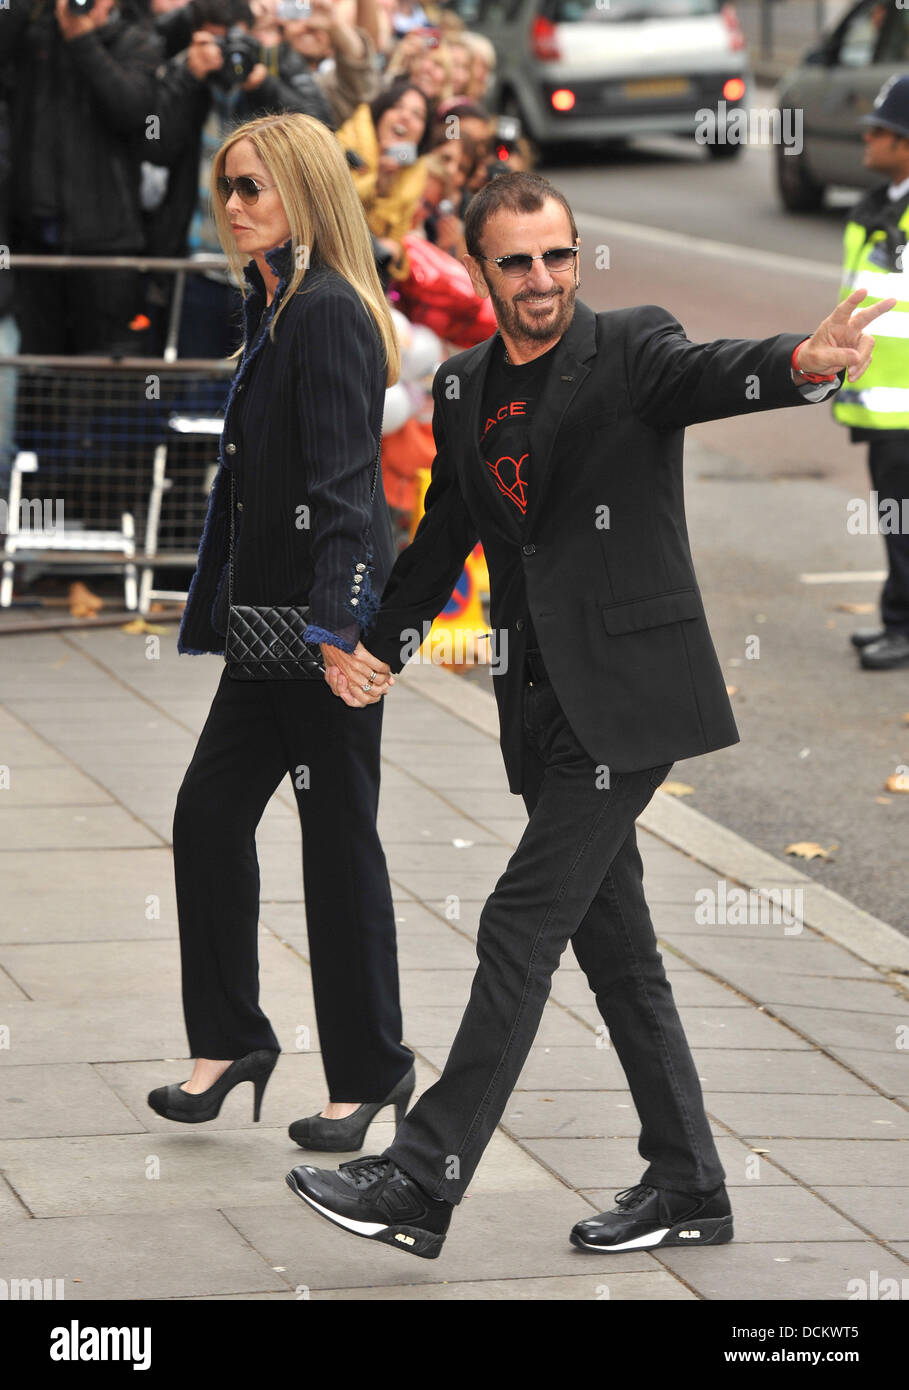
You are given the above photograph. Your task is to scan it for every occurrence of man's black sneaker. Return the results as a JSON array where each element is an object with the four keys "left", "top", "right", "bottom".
[
  {"left": 285, "top": 1155, "right": 453, "bottom": 1259},
  {"left": 859, "top": 632, "right": 909, "bottom": 670},
  {"left": 570, "top": 1182, "right": 733, "bottom": 1252},
  {"left": 850, "top": 627, "right": 885, "bottom": 649}
]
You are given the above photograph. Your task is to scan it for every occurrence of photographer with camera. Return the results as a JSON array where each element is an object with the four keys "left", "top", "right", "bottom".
[
  {"left": 143, "top": 0, "right": 333, "bottom": 354},
  {"left": 3, "top": 0, "right": 164, "bottom": 355}
]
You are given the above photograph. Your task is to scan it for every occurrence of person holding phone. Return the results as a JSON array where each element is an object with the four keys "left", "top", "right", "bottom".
[
  {"left": 335, "top": 80, "right": 432, "bottom": 279},
  {"left": 280, "top": 0, "right": 382, "bottom": 126}
]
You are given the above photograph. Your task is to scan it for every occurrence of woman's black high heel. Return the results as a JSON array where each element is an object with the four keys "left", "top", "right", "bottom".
[
  {"left": 147, "top": 1049, "right": 280, "bottom": 1124},
  {"left": 288, "top": 1065, "right": 415, "bottom": 1151}
]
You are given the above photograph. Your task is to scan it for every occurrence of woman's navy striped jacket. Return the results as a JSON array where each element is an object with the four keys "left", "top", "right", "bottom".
[{"left": 177, "top": 238, "right": 394, "bottom": 657}]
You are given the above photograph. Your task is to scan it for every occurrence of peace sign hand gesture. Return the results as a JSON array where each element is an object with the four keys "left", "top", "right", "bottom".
[{"left": 796, "top": 288, "right": 898, "bottom": 384}]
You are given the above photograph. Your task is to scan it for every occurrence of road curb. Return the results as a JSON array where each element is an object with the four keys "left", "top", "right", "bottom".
[{"left": 398, "top": 660, "right": 909, "bottom": 975}]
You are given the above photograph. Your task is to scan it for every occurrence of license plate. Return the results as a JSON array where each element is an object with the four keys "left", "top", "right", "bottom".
[{"left": 622, "top": 77, "right": 691, "bottom": 99}]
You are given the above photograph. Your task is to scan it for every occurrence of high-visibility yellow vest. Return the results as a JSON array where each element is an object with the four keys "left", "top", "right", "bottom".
[{"left": 833, "top": 194, "right": 909, "bottom": 431}]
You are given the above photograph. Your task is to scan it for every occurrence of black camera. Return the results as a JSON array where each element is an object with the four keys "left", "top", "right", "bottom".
[{"left": 209, "top": 27, "right": 260, "bottom": 91}]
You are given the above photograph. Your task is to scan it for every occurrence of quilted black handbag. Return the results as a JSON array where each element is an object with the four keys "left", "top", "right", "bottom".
[{"left": 225, "top": 430, "right": 382, "bottom": 680}]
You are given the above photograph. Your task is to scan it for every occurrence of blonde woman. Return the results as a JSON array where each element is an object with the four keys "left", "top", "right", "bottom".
[{"left": 150, "top": 112, "right": 416, "bottom": 1151}]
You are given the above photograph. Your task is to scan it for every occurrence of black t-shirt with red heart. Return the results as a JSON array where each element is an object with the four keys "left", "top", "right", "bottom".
[{"left": 479, "top": 333, "right": 560, "bottom": 651}]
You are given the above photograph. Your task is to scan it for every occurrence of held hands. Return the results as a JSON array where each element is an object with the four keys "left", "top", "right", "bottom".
[
  {"left": 321, "top": 642, "right": 394, "bottom": 708},
  {"left": 796, "top": 289, "right": 898, "bottom": 384}
]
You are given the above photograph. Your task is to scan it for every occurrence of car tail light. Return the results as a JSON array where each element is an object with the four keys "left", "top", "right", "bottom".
[
  {"left": 723, "top": 76, "right": 746, "bottom": 101},
  {"left": 531, "top": 15, "right": 561, "bottom": 61},
  {"left": 720, "top": 3, "right": 746, "bottom": 51},
  {"left": 551, "top": 88, "right": 576, "bottom": 111}
]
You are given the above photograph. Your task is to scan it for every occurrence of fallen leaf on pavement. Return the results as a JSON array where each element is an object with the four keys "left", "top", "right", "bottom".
[
  {"left": 68, "top": 581, "right": 103, "bottom": 616},
  {"left": 660, "top": 781, "right": 695, "bottom": 797},
  {"left": 884, "top": 772, "right": 909, "bottom": 794},
  {"left": 121, "top": 618, "right": 168, "bottom": 636},
  {"left": 875, "top": 796, "right": 891, "bottom": 805},
  {"left": 725, "top": 684, "right": 738, "bottom": 696},
  {"left": 834, "top": 601, "right": 875, "bottom": 614},
  {"left": 784, "top": 841, "right": 838, "bottom": 860}
]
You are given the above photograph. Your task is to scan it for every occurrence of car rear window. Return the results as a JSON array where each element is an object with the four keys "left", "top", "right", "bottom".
[{"left": 542, "top": 0, "right": 720, "bottom": 20}]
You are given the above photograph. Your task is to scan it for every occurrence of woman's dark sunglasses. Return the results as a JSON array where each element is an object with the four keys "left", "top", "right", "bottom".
[
  {"left": 216, "top": 175, "right": 277, "bottom": 206},
  {"left": 479, "top": 246, "right": 579, "bottom": 278}
]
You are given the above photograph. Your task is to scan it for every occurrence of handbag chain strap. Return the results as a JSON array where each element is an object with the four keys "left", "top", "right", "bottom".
[{"left": 227, "top": 424, "right": 383, "bottom": 608}]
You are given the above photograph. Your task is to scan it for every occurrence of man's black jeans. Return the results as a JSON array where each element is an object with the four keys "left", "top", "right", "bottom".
[
  {"left": 172, "top": 664, "right": 414, "bottom": 1101},
  {"left": 384, "top": 672, "right": 726, "bottom": 1204}
]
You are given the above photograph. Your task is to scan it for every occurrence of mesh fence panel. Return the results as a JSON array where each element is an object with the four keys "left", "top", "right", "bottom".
[{"left": 3, "top": 362, "right": 233, "bottom": 559}]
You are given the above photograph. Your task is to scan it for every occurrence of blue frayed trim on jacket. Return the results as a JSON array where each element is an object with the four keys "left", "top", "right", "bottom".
[
  {"left": 176, "top": 468, "right": 226, "bottom": 655},
  {"left": 304, "top": 624, "right": 357, "bottom": 652},
  {"left": 353, "top": 563, "right": 381, "bottom": 634}
]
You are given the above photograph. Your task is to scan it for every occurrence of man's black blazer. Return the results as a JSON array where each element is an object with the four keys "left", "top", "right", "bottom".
[{"left": 368, "top": 299, "right": 827, "bottom": 792}]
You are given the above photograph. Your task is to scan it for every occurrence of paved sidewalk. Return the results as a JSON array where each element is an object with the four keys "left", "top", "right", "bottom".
[{"left": 0, "top": 626, "right": 907, "bottom": 1301}]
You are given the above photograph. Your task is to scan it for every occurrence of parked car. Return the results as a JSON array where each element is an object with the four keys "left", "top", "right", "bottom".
[
  {"left": 441, "top": 0, "right": 751, "bottom": 158},
  {"left": 775, "top": 0, "right": 909, "bottom": 210}
]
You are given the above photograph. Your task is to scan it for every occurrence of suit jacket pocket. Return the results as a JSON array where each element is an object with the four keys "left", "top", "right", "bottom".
[
  {"left": 601, "top": 587, "right": 702, "bottom": 635},
  {"left": 564, "top": 406, "right": 618, "bottom": 435}
]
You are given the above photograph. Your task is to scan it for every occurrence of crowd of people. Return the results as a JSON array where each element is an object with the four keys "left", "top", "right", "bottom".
[{"left": 0, "top": 0, "right": 530, "bottom": 364}]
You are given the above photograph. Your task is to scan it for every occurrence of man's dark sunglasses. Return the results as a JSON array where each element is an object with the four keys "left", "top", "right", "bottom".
[
  {"left": 216, "top": 175, "right": 277, "bottom": 205},
  {"left": 479, "top": 246, "right": 579, "bottom": 278}
]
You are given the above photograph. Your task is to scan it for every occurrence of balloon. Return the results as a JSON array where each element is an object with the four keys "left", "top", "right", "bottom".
[
  {"left": 383, "top": 381, "right": 416, "bottom": 433},
  {"left": 389, "top": 306, "right": 413, "bottom": 352},
  {"left": 401, "top": 323, "right": 444, "bottom": 383}
]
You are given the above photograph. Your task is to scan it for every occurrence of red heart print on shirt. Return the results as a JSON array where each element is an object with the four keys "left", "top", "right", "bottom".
[{"left": 486, "top": 453, "right": 528, "bottom": 514}]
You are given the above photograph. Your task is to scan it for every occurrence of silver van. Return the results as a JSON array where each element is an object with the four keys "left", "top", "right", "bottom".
[
  {"left": 775, "top": 0, "right": 909, "bottom": 210},
  {"left": 443, "top": 0, "right": 751, "bottom": 158}
]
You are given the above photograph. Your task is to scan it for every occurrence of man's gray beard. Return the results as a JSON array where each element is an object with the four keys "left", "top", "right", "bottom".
[{"left": 486, "top": 278, "right": 577, "bottom": 348}]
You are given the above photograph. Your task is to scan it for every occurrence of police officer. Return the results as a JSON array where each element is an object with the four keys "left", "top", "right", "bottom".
[{"left": 836, "top": 75, "right": 909, "bottom": 670}]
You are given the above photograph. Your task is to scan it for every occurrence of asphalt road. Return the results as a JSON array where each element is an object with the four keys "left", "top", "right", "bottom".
[{"left": 460, "top": 116, "right": 908, "bottom": 935}]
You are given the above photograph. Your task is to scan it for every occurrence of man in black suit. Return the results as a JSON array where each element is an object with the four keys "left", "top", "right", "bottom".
[{"left": 286, "top": 173, "right": 893, "bottom": 1260}]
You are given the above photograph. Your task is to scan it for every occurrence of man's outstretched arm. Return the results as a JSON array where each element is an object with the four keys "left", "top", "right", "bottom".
[{"left": 628, "top": 288, "right": 897, "bottom": 430}]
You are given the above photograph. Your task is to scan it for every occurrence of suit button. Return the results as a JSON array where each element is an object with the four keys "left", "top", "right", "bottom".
[
  {"left": 236, "top": 383, "right": 244, "bottom": 391},
  {"left": 350, "top": 598, "right": 359, "bottom": 607},
  {"left": 355, "top": 563, "right": 366, "bottom": 573},
  {"left": 516, "top": 618, "right": 525, "bottom": 631},
  {"left": 522, "top": 543, "right": 536, "bottom": 555},
  {"left": 225, "top": 443, "right": 237, "bottom": 455},
  {"left": 236, "top": 501, "right": 244, "bottom": 511}
]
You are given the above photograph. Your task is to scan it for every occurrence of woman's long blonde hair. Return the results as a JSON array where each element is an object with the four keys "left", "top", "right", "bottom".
[{"left": 211, "top": 112, "right": 401, "bottom": 387}]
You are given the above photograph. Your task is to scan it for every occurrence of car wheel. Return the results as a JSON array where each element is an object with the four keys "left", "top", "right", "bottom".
[{"left": 774, "top": 140, "right": 825, "bottom": 211}]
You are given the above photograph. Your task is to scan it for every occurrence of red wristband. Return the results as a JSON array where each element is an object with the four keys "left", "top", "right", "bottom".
[{"left": 792, "top": 341, "right": 838, "bottom": 383}]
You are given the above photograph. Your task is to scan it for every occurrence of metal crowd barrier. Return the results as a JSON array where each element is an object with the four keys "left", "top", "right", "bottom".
[{"left": 0, "top": 256, "right": 236, "bottom": 615}]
